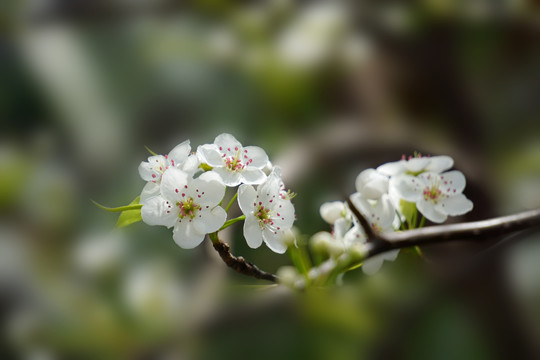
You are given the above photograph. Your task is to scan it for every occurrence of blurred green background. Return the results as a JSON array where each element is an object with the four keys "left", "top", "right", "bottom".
[{"left": 2, "top": 0, "right": 540, "bottom": 359}]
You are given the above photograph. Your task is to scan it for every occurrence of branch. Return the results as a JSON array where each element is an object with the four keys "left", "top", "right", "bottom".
[
  {"left": 211, "top": 238, "right": 277, "bottom": 283},
  {"left": 346, "top": 197, "right": 540, "bottom": 259}
]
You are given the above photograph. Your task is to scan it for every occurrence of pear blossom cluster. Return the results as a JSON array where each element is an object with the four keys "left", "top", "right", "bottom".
[
  {"left": 138, "top": 133, "right": 296, "bottom": 252},
  {"left": 315, "top": 154, "right": 473, "bottom": 274}
]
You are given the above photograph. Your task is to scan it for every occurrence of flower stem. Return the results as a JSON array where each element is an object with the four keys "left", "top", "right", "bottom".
[
  {"left": 218, "top": 215, "right": 246, "bottom": 232},
  {"left": 209, "top": 232, "right": 219, "bottom": 244},
  {"left": 287, "top": 239, "right": 312, "bottom": 279},
  {"left": 410, "top": 208, "right": 418, "bottom": 229},
  {"left": 225, "top": 192, "right": 238, "bottom": 212},
  {"left": 418, "top": 215, "right": 426, "bottom": 228}
]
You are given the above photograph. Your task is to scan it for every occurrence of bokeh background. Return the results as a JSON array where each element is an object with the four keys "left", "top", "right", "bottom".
[{"left": 2, "top": 0, "right": 540, "bottom": 359}]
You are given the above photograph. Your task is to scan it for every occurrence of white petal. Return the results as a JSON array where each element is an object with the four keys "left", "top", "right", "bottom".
[
  {"left": 383, "top": 249, "right": 399, "bottom": 262},
  {"left": 350, "top": 192, "right": 371, "bottom": 216},
  {"left": 262, "top": 228, "right": 288, "bottom": 254},
  {"left": 141, "top": 196, "right": 177, "bottom": 228},
  {"left": 257, "top": 170, "right": 282, "bottom": 203},
  {"left": 355, "top": 168, "right": 376, "bottom": 189},
  {"left": 138, "top": 161, "right": 157, "bottom": 181},
  {"left": 425, "top": 155, "right": 453, "bottom": 173},
  {"left": 271, "top": 200, "right": 295, "bottom": 229},
  {"left": 439, "top": 170, "right": 466, "bottom": 195},
  {"left": 214, "top": 133, "right": 243, "bottom": 157},
  {"left": 140, "top": 181, "right": 160, "bottom": 204},
  {"left": 197, "top": 144, "right": 223, "bottom": 167},
  {"left": 212, "top": 167, "right": 242, "bottom": 186},
  {"left": 351, "top": 194, "right": 393, "bottom": 232},
  {"left": 377, "top": 160, "right": 406, "bottom": 176},
  {"left": 373, "top": 195, "right": 396, "bottom": 229},
  {"left": 190, "top": 172, "right": 225, "bottom": 206},
  {"left": 320, "top": 201, "right": 345, "bottom": 224},
  {"left": 343, "top": 226, "right": 365, "bottom": 247},
  {"left": 417, "top": 198, "right": 447, "bottom": 223},
  {"left": 333, "top": 217, "right": 351, "bottom": 239},
  {"left": 168, "top": 140, "right": 191, "bottom": 165},
  {"left": 262, "top": 160, "right": 274, "bottom": 175},
  {"left": 243, "top": 215, "right": 263, "bottom": 249},
  {"left": 180, "top": 154, "right": 200, "bottom": 175},
  {"left": 437, "top": 194, "right": 473, "bottom": 216},
  {"left": 240, "top": 167, "right": 267, "bottom": 185},
  {"left": 160, "top": 167, "right": 189, "bottom": 202},
  {"left": 355, "top": 169, "right": 389, "bottom": 199},
  {"left": 405, "top": 157, "right": 430, "bottom": 173},
  {"left": 238, "top": 184, "right": 257, "bottom": 215},
  {"left": 389, "top": 174, "right": 424, "bottom": 202},
  {"left": 242, "top": 146, "right": 269, "bottom": 168},
  {"left": 173, "top": 220, "right": 206, "bottom": 249},
  {"left": 362, "top": 256, "right": 384, "bottom": 275},
  {"left": 193, "top": 206, "right": 227, "bottom": 234}
]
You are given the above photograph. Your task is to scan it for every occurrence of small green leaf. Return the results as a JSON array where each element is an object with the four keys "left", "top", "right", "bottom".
[
  {"left": 92, "top": 199, "right": 143, "bottom": 212},
  {"left": 145, "top": 146, "right": 157, "bottom": 156},
  {"left": 116, "top": 196, "right": 143, "bottom": 228}
]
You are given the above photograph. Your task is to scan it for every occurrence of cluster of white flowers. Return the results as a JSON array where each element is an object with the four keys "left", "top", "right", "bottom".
[
  {"left": 138, "top": 134, "right": 296, "bottom": 253},
  {"left": 316, "top": 155, "right": 473, "bottom": 274}
]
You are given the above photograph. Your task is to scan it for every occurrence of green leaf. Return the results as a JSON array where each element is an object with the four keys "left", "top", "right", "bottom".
[
  {"left": 145, "top": 146, "right": 157, "bottom": 156},
  {"left": 92, "top": 200, "right": 143, "bottom": 212},
  {"left": 115, "top": 196, "right": 143, "bottom": 228}
]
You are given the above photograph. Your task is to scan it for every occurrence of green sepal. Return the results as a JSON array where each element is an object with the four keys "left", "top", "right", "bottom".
[
  {"left": 115, "top": 196, "right": 143, "bottom": 228},
  {"left": 199, "top": 163, "right": 213, "bottom": 172}
]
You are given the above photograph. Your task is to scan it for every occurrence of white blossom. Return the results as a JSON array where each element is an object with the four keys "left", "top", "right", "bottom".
[
  {"left": 197, "top": 133, "right": 269, "bottom": 186},
  {"left": 377, "top": 155, "right": 454, "bottom": 177},
  {"left": 391, "top": 171, "right": 473, "bottom": 223},
  {"left": 355, "top": 168, "right": 389, "bottom": 200},
  {"left": 320, "top": 201, "right": 349, "bottom": 225},
  {"left": 138, "top": 140, "right": 200, "bottom": 204},
  {"left": 237, "top": 169, "right": 295, "bottom": 253},
  {"left": 347, "top": 194, "right": 399, "bottom": 274},
  {"left": 141, "top": 168, "right": 226, "bottom": 249}
]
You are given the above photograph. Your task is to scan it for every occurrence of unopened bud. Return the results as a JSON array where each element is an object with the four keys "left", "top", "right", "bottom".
[{"left": 348, "top": 243, "right": 368, "bottom": 260}]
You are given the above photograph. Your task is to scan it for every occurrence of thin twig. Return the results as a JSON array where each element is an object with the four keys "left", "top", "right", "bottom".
[
  {"left": 346, "top": 197, "right": 540, "bottom": 259},
  {"left": 211, "top": 239, "right": 277, "bottom": 283}
]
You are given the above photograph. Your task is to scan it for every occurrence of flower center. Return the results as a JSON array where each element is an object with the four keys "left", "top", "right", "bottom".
[
  {"left": 423, "top": 185, "right": 444, "bottom": 204},
  {"left": 224, "top": 150, "right": 245, "bottom": 172},
  {"left": 255, "top": 204, "right": 275, "bottom": 227},
  {"left": 177, "top": 198, "right": 201, "bottom": 219}
]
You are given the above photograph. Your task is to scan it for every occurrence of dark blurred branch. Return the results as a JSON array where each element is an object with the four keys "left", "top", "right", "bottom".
[
  {"left": 207, "top": 201, "right": 540, "bottom": 285},
  {"left": 346, "top": 197, "right": 540, "bottom": 259},
  {"left": 210, "top": 237, "right": 277, "bottom": 283}
]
